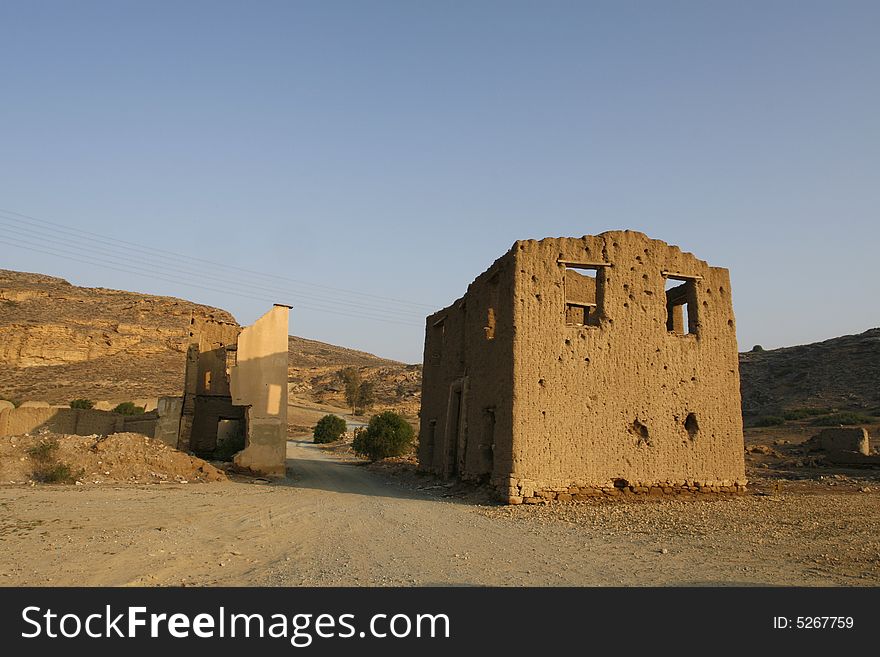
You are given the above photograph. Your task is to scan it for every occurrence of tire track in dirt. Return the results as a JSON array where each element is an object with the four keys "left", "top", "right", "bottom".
[{"left": 1, "top": 440, "right": 878, "bottom": 586}]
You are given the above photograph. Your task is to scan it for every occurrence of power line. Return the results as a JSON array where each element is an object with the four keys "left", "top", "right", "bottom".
[
  {"left": 0, "top": 237, "right": 424, "bottom": 327},
  {"left": 0, "top": 219, "right": 425, "bottom": 321},
  {"left": 0, "top": 208, "right": 432, "bottom": 315},
  {"left": 0, "top": 207, "right": 435, "bottom": 310}
]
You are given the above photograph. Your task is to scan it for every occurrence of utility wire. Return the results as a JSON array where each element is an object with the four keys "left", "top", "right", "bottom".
[
  {"left": 0, "top": 237, "right": 423, "bottom": 327},
  {"left": 0, "top": 207, "right": 435, "bottom": 310},
  {"left": 0, "top": 209, "right": 430, "bottom": 316},
  {"left": 0, "top": 219, "right": 424, "bottom": 321}
]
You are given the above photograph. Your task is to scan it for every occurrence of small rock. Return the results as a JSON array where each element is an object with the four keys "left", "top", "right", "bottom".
[{"left": 660, "top": 548, "right": 668, "bottom": 555}]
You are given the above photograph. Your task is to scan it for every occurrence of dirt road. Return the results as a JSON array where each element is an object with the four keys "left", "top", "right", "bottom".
[{"left": 1, "top": 439, "right": 878, "bottom": 586}]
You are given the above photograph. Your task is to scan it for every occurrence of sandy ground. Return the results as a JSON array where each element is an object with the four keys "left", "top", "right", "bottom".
[{"left": 1, "top": 438, "right": 879, "bottom": 587}]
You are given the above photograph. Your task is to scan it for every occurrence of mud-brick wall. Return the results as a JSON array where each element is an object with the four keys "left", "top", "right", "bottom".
[
  {"left": 419, "top": 251, "right": 516, "bottom": 484},
  {"left": 230, "top": 305, "right": 290, "bottom": 477},
  {"left": 153, "top": 396, "right": 184, "bottom": 447},
  {"left": 508, "top": 231, "right": 745, "bottom": 498},
  {"left": 0, "top": 406, "right": 157, "bottom": 437}
]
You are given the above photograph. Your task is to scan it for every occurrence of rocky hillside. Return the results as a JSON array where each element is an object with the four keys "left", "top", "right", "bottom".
[
  {"left": 0, "top": 269, "right": 236, "bottom": 404},
  {"left": 287, "top": 335, "right": 421, "bottom": 417},
  {"left": 739, "top": 328, "right": 880, "bottom": 419},
  {"left": 3, "top": 269, "right": 877, "bottom": 425},
  {"left": 0, "top": 269, "right": 418, "bottom": 414}
]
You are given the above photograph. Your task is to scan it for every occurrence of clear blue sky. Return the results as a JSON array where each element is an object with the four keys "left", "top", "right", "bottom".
[{"left": 1, "top": 1, "right": 877, "bottom": 363}]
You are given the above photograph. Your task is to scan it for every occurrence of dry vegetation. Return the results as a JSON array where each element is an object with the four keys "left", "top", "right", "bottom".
[{"left": 0, "top": 432, "right": 225, "bottom": 485}]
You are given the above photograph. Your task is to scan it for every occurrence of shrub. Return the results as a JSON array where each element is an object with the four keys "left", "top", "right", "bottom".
[
  {"left": 355, "top": 381, "right": 375, "bottom": 414},
  {"left": 26, "top": 439, "right": 81, "bottom": 483},
  {"left": 782, "top": 408, "right": 832, "bottom": 421},
  {"left": 32, "top": 463, "right": 79, "bottom": 484},
  {"left": 810, "top": 412, "right": 874, "bottom": 427},
  {"left": 352, "top": 411, "right": 414, "bottom": 460},
  {"left": 26, "top": 439, "right": 59, "bottom": 463},
  {"left": 340, "top": 367, "right": 362, "bottom": 413},
  {"left": 751, "top": 345, "right": 764, "bottom": 352},
  {"left": 112, "top": 402, "right": 145, "bottom": 415},
  {"left": 314, "top": 414, "right": 347, "bottom": 444},
  {"left": 751, "top": 416, "right": 785, "bottom": 427},
  {"left": 70, "top": 398, "right": 95, "bottom": 410}
]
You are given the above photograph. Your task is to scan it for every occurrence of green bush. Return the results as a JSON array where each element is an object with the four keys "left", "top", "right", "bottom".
[
  {"left": 355, "top": 381, "right": 375, "bottom": 414},
  {"left": 810, "top": 412, "right": 874, "bottom": 427},
  {"left": 352, "top": 411, "right": 414, "bottom": 460},
  {"left": 782, "top": 408, "right": 828, "bottom": 420},
  {"left": 112, "top": 402, "right": 145, "bottom": 415},
  {"left": 751, "top": 416, "right": 785, "bottom": 427},
  {"left": 69, "top": 398, "right": 95, "bottom": 410},
  {"left": 314, "top": 414, "right": 347, "bottom": 444},
  {"left": 781, "top": 408, "right": 832, "bottom": 421}
]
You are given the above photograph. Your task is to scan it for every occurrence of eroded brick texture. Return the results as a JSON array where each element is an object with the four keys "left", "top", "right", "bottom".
[{"left": 419, "top": 231, "right": 746, "bottom": 503}]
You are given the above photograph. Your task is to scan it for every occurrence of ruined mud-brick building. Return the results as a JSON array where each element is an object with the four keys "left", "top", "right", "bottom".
[
  {"left": 419, "top": 231, "right": 746, "bottom": 503},
  {"left": 162, "top": 304, "right": 291, "bottom": 477}
]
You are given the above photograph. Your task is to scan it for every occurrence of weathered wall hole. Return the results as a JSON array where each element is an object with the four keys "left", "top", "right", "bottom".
[
  {"left": 684, "top": 412, "right": 699, "bottom": 439},
  {"left": 632, "top": 419, "right": 651, "bottom": 445}
]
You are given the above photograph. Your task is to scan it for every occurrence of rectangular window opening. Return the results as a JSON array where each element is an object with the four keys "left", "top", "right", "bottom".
[
  {"left": 664, "top": 275, "right": 698, "bottom": 335},
  {"left": 565, "top": 302, "right": 597, "bottom": 326},
  {"left": 562, "top": 264, "right": 603, "bottom": 327}
]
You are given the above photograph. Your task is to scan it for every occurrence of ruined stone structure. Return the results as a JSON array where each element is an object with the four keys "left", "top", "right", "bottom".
[
  {"left": 808, "top": 427, "right": 871, "bottom": 457},
  {"left": 230, "top": 305, "right": 291, "bottom": 476},
  {"left": 0, "top": 303, "right": 291, "bottom": 476},
  {"left": 804, "top": 427, "right": 879, "bottom": 466},
  {"left": 173, "top": 304, "right": 291, "bottom": 476},
  {"left": 419, "top": 231, "right": 747, "bottom": 503},
  {"left": 177, "top": 313, "right": 244, "bottom": 454}
]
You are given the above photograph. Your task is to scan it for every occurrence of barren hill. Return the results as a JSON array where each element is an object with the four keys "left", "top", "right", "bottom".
[
  {"left": 739, "top": 328, "right": 880, "bottom": 418},
  {"left": 287, "top": 335, "right": 421, "bottom": 418},
  {"left": 3, "top": 268, "right": 877, "bottom": 426},
  {"left": 0, "top": 269, "right": 418, "bottom": 415},
  {"left": 0, "top": 269, "right": 236, "bottom": 404}
]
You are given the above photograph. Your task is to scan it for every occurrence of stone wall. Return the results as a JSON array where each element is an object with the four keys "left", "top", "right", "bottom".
[
  {"left": 0, "top": 406, "right": 157, "bottom": 437},
  {"left": 177, "top": 314, "right": 241, "bottom": 453},
  {"left": 231, "top": 305, "right": 291, "bottom": 476},
  {"left": 808, "top": 427, "right": 871, "bottom": 456},
  {"left": 420, "top": 231, "right": 747, "bottom": 503},
  {"left": 419, "top": 249, "right": 516, "bottom": 484},
  {"left": 153, "top": 396, "right": 184, "bottom": 447}
]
